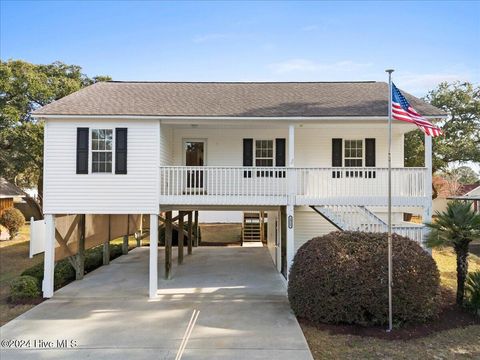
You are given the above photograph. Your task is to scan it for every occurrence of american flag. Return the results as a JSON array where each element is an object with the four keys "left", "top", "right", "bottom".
[{"left": 391, "top": 83, "right": 443, "bottom": 137}]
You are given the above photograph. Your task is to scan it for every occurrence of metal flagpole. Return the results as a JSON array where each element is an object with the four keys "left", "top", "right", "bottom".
[{"left": 386, "top": 69, "right": 394, "bottom": 332}]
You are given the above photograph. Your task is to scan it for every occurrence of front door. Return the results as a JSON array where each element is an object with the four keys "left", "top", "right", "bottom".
[{"left": 184, "top": 140, "right": 206, "bottom": 193}]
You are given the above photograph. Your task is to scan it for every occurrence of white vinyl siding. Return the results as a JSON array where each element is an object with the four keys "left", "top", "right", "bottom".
[
  {"left": 172, "top": 128, "right": 288, "bottom": 166},
  {"left": 43, "top": 118, "right": 159, "bottom": 214},
  {"left": 160, "top": 124, "right": 174, "bottom": 165},
  {"left": 170, "top": 124, "right": 404, "bottom": 168},
  {"left": 294, "top": 206, "right": 338, "bottom": 253},
  {"left": 295, "top": 125, "right": 404, "bottom": 168},
  {"left": 293, "top": 206, "right": 407, "bottom": 255}
]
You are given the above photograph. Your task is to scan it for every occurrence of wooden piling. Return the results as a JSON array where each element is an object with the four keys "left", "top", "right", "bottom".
[
  {"left": 194, "top": 211, "right": 199, "bottom": 247},
  {"left": 137, "top": 214, "right": 143, "bottom": 247},
  {"left": 103, "top": 214, "right": 110, "bottom": 265},
  {"left": 165, "top": 211, "right": 172, "bottom": 279},
  {"left": 188, "top": 212, "right": 193, "bottom": 255},
  {"left": 76, "top": 214, "right": 86, "bottom": 280},
  {"left": 122, "top": 215, "right": 129, "bottom": 255},
  {"left": 178, "top": 211, "right": 184, "bottom": 264}
]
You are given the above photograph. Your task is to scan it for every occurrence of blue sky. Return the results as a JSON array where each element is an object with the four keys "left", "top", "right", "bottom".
[{"left": 1, "top": 0, "right": 479, "bottom": 97}]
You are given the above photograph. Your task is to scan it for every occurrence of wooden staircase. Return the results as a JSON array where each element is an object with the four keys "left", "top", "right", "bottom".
[{"left": 242, "top": 212, "right": 263, "bottom": 245}]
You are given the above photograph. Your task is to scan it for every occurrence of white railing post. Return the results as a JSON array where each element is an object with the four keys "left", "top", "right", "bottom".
[
  {"left": 43, "top": 214, "right": 55, "bottom": 298},
  {"left": 149, "top": 214, "right": 159, "bottom": 299},
  {"left": 288, "top": 125, "right": 296, "bottom": 205}
]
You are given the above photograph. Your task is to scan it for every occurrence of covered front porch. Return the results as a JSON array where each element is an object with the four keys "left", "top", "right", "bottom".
[
  {"left": 159, "top": 166, "right": 429, "bottom": 207},
  {"left": 158, "top": 119, "right": 432, "bottom": 209}
]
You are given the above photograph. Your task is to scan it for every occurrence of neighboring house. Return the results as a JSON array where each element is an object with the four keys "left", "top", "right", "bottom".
[
  {"left": 0, "top": 178, "right": 27, "bottom": 240},
  {"left": 32, "top": 81, "right": 445, "bottom": 298},
  {"left": 433, "top": 176, "right": 480, "bottom": 214},
  {"left": 447, "top": 184, "right": 480, "bottom": 213},
  {"left": 432, "top": 176, "right": 452, "bottom": 214},
  {"left": 0, "top": 177, "right": 26, "bottom": 216}
]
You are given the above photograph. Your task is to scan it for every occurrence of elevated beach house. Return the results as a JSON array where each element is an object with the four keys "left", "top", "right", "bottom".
[{"left": 32, "top": 81, "right": 445, "bottom": 298}]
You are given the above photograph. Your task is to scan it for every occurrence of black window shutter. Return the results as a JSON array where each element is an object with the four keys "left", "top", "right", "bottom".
[
  {"left": 332, "top": 138, "right": 342, "bottom": 167},
  {"left": 275, "top": 138, "right": 286, "bottom": 178},
  {"left": 275, "top": 138, "right": 286, "bottom": 166},
  {"left": 365, "top": 138, "right": 376, "bottom": 167},
  {"left": 243, "top": 138, "right": 253, "bottom": 178},
  {"left": 115, "top": 128, "right": 128, "bottom": 174},
  {"left": 243, "top": 138, "right": 253, "bottom": 166},
  {"left": 76, "top": 128, "right": 89, "bottom": 174}
]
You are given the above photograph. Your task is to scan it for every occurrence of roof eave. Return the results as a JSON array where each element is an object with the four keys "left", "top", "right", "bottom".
[{"left": 32, "top": 114, "right": 448, "bottom": 121}]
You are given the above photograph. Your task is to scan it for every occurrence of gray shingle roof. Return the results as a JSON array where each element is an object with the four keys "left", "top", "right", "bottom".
[
  {"left": 33, "top": 81, "right": 445, "bottom": 118},
  {"left": 0, "top": 178, "right": 26, "bottom": 198}
]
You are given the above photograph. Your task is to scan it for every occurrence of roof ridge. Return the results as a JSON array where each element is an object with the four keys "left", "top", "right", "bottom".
[{"left": 105, "top": 80, "right": 381, "bottom": 84}]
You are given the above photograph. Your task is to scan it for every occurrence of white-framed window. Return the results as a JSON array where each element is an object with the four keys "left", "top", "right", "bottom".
[
  {"left": 91, "top": 129, "right": 113, "bottom": 173},
  {"left": 344, "top": 139, "right": 363, "bottom": 167},
  {"left": 255, "top": 140, "right": 274, "bottom": 167}
]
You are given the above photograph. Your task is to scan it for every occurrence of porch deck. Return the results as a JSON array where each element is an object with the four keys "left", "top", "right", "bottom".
[{"left": 159, "top": 166, "right": 428, "bottom": 207}]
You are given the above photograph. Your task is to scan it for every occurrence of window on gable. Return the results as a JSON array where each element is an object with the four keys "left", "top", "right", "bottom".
[
  {"left": 92, "top": 129, "right": 113, "bottom": 173},
  {"left": 344, "top": 139, "right": 363, "bottom": 167},
  {"left": 255, "top": 140, "right": 274, "bottom": 167}
]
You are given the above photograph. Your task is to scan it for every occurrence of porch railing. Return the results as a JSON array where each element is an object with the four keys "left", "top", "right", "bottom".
[
  {"left": 158, "top": 166, "right": 428, "bottom": 206},
  {"left": 159, "top": 166, "right": 289, "bottom": 205},
  {"left": 295, "top": 167, "right": 428, "bottom": 206}
]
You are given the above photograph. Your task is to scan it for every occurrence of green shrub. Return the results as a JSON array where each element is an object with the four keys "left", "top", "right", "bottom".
[
  {"left": 84, "top": 247, "right": 103, "bottom": 272},
  {"left": 9, "top": 275, "right": 40, "bottom": 303},
  {"left": 21, "top": 259, "right": 75, "bottom": 290},
  {"left": 109, "top": 244, "right": 123, "bottom": 259},
  {"left": 21, "top": 262, "right": 44, "bottom": 283},
  {"left": 0, "top": 208, "right": 25, "bottom": 240},
  {"left": 465, "top": 271, "right": 480, "bottom": 316},
  {"left": 21, "top": 242, "right": 128, "bottom": 293},
  {"left": 54, "top": 261, "right": 76, "bottom": 288},
  {"left": 288, "top": 231, "right": 441, "bottom": 326}
]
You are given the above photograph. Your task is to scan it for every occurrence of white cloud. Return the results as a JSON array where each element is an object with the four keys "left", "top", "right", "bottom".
[
  {"left": 193, "top": 33, "right": 230, "bottom": 43},
  {"left": 268, "top": 59, "right": 372, "bottom": 74},
  {"left": 395, "top": 72, "right": 474, "bottom": 96}
]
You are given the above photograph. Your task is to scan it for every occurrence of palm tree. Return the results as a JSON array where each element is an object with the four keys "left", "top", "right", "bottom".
[{"left": 426, "top": 201, "right": 480, "bottom": 306}]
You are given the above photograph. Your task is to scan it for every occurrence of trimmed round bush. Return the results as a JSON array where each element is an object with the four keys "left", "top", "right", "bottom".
[
  {"left": 9, "top": 275, "right": 41, "bottom": 303},
  {"left": 288, "top": 231, "right": 440, "bottom": 326},
  {"left": 0, "top": 208, "right": 25, "bottom": 240}
]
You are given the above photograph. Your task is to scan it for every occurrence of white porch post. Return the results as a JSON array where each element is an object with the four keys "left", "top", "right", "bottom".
[
  {"left": 287, "top": 124, "right": 295, "bottom": 276},
  {"left": 43, "top": 214, "right": 55, "bottom": 298},
  {"left": 149, "top": 214, "right": 159, "bottom": 298},
  {"left": 286, "top": 205, "right": 294, "bottom": 275},
  {"left": 423, "top": 134, "right": 433, "bottom": 249},
  {"left": 288, "top": 124, "right": 295, "bottom": 167}
]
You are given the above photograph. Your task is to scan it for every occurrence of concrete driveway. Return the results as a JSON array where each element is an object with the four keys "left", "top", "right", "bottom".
[{"left": 0, "top": 247, "right": 313, "bottom": 359}]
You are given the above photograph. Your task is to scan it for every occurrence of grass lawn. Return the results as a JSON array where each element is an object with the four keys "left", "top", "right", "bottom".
[
  {"left": 0, "top": 224, "right": 44, "bottom": 326},
  {"left": 301, "top": 247, "right": 480, "bottom": 359},
  {"left": 0, "top": 224, "right": 139, "bottom": 326},
  {"left": 199, "top": 223, "right": 241, "bottom": 245}
]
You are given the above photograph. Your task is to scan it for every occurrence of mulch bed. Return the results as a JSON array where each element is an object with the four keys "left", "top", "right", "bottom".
[
  {"left": 299, "top": 288, "right": 479, "bottom": 340},
  {"left": 8, "top": 297, "right": 44, "bottom": 306}
]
